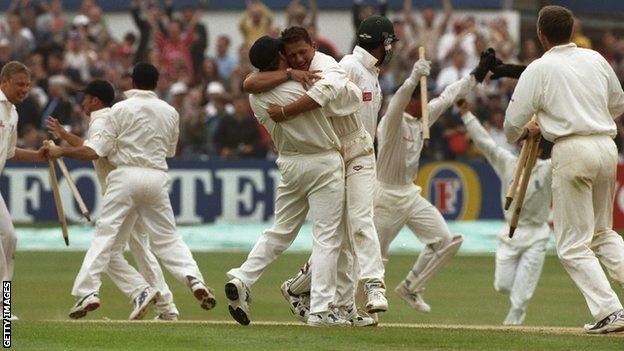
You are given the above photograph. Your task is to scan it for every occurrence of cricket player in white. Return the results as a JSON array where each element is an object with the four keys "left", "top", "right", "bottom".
[
  {"left": 47, "top": 63, "right": 216, "bottom": 320},
  {"left": 457, "top": 99, "right": 552, "bottom": 325},
  {"left": 374, "top": 47, "right": 498, "bottom": 314},
  {"left": 225, "top": 36, "right": 359, "bottom": 326},
  {"left": 0, "top": 61, "right": 48, "bottom": 321},
  {"left": 46, "top": 80, "right": 179, "bottom": 321},
  {"left": 504, "top": 5, "right": 624, "bottom": 333},
  {"left": 256, "top": 19, "right": 398, "bottom": 321}
]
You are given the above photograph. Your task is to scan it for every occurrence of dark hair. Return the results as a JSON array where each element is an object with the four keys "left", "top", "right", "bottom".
[
  {"left": 537, "top": 5, "right": 574, "bottom": 45},
  {"left": 131, "top": 63, "right": 159, "bottom": 90},
  {"left": 280, "top": 26, "right": 313, "bottom": 47}
]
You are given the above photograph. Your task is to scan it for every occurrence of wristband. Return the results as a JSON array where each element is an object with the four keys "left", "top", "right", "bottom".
[{"left": 286, "top": 68, "right": 293, "bottom": 81}]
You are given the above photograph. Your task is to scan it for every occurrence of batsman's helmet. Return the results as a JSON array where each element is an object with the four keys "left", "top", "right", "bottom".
[{"left": 356, "top": 15, "right": 397, "bottom": 64}]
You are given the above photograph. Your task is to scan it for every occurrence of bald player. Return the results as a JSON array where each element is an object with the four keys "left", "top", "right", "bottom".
[
  {"left": 0, "top": 61, "right": 48, "bottom": 320},
  {"left": 504, "top": 5, "right": 624, "bottom": 334}
]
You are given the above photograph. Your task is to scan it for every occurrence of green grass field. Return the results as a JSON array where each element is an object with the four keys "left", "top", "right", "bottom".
[{"left": 8, "top": 251, "right": 624, "bottom": 350}]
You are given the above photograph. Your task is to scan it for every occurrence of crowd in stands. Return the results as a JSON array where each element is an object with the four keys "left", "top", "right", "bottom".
[{"left": 2, "top": 0, "right": 624, "bottom": 161}]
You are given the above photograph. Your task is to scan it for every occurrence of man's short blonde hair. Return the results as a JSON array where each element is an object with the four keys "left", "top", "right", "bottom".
[{"left": 0, "top": 61, "right": 31, "bottom": 82}]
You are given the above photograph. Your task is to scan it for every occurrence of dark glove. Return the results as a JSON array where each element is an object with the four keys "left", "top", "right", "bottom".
[
  {"left": 490, "top": 63, "right": 527, "bottom": 80},
  {"left": 471, "top": 48, "right": 497, "bottom": 83}
]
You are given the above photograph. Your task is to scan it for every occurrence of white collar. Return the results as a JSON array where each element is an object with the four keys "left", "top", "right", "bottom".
[
  {"left": 0, "top": 88, "right": 10, "bottom": 104},
  {"left": 352, "top": 46, "right": 379, "bottom": 71},
  {"left": 544, "top": 42, "right": 577, "bottom": 55},
  {"left": 124, "top": 89, "right": 158, "bottom": 99},
  {"left": 89, "top": 107, "right": 111, "bottom": 125}
]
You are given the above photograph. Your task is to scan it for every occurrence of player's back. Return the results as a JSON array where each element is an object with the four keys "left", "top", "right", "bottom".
[
  {"left": 108, "top": 89, "right": 178, "bottom": 170},
  {"left": 250, "top": 82, "right": 341, "bottom": 155}
]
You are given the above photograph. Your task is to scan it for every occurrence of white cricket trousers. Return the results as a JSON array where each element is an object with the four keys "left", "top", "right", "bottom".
[
  {"left": 105, "top": 218, "right": 178, "bottom": 314},
  {"left": 494, "top": 223, "right": 549, "bottom": 313},
  {"left": 227, "top": 151, "right": 345, "bottom": 314},
  {"left": 332, "top": 153, "right": 387, "bottom": 306},
  {"left": 552, "top": 135, "right": 624, "bottom": 321},
  {"left": 72, "top": 167, "right": 204, "bottom": 298},
  {"left": 0, "top": 193, "right": 16, "bottom": 282},
  {"left": 374, "top": 183, "right": 453, "bottom": 262}
]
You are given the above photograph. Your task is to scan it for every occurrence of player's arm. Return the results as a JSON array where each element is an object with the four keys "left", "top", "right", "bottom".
[
  {"left": 46, "top": 144, "right": 99, "bottom": 161},
  {"left": 46, "top": 117, "right": 84, "bottom": 147},
  {"left": 504, "top": 64, "right": 543, "bottom": 143},
  {"left": 458, "top": 100, "right": 515, "bottom": 174},
  {"left": 427, "top": 75, "right": 476, "bottom": 127},
  {"left": 243, "top": 69, "right": 321, "bottom": 94},
  {"left": 403, "top": 0, "right": 418, "bottom": 36},
  {"left": 382, "top": 59, "right": 430, "bottom": 138},
  {"left": 439, "top": 0, "right": 452, "bottom": 33},
  {"left": 11, "top": 148, "right": 47, "bottom": 162}
]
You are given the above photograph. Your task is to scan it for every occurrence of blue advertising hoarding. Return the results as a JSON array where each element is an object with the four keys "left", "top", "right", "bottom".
[{"left": 0, "top": 158, "right": 503, "bottom": 224}]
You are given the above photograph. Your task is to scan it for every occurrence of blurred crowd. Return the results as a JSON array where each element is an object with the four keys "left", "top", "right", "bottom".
[{"left": 2, "top": 0, "right": 624, "bottom": 161}]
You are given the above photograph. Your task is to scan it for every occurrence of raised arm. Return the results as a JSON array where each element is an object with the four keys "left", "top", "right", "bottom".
[
  {"left": 439, "top": 0, "right": 453, "bottom": 33},
  {"left": 458, "top": 101, "right": 515, "bottom": 175},
  {"left": 308, "top": 0, "right": 318, "bottom": 26},
  {"left": 382, "top": 59, "right": 430, "bottom": 136},
  {"left": 403, "top": 0, "right": 419, "bottom": 36},
  {"left": 428, "top": 74, "right": 476, "bottom": 126}
]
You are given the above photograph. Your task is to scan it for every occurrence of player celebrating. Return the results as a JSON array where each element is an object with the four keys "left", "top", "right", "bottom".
[
  {"left": 457, "top": 99, "right": 552, "bottom": 325},
  {"left": 46, "top": 63, "right": 216, "bottom": 320},
  {"left": 504, "top": 5, "right": 624, "bottom": 334},
  {"left": 373, "top": 49, "right": 496, "bottom": 314},
  {"left": 0, "top": 61, "right": 48, "bottom": 320},
  {"left": 46, "top": 80, "right": 179, "bottom": 320},
  {"left": 225, "top": 35, "right": 362, "bottom": 326},
  {"left": 272, "top": 17, "right": 398, "bottom": 321}
]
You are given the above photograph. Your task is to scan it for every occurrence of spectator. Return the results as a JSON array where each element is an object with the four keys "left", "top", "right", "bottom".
[
  {"left": 519, "top": 39, "right": 540, "bottom": 65},
  {"left": 166, "top": 0, "right": 209, "bottom": 83},
  {"left": 437, "top": 17, "right": 476, "bottom": 69},
  {"left": 239, "top": 0, "right": 273, "bottom": 47},
  {"left": 63, "top": 30, "right": 94, "bottom": 83},
  {"left": 35, "top": 0, "right": 68, "bottom": 52},
  {"left": 571, "top": 18, "right": 592, "bottom": 49},
  {"left": 487, "top": 18, "right": 517, "bottom": 63},
  {"left": 388, "top": 19, "right": 416, "bottom": 90},
  {"left": 230, "top": 44, "right": 253, "bottom": 96},
  {"left": 0, "top": 39, "right": 11, "bottom": 71},
  {"left": 86, "top": 4, "right": 111, "bottom": 49},
  {"left": 435, "top": 49, "right": 470, "bottom": 94},
  {"left": 41, "top": 75, "right": 76, "bottom": 126},
  {"left": 147, "top": 5, "right": 200, "bottom": 79},
  {"left": 403, "top": 0, "right": 452, "bottom": 63},
  {"left": 214, "top": 35, "right": 237, "bottom": 82},
  {"left": 286, "top": 0, "right": 317, "bottom": 28},
  {"left": 3, "top": 13, "right": 36, "bottom": 62},
  {"left": 214, "top": 95, "right": 266, "bottom": 159},
  {"left": 17, "top": 125, "right": 44, "bottom": 150}
]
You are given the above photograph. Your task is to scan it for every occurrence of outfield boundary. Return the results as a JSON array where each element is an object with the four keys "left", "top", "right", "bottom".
[{"left": 40, "top": 320, "right": 624, "bottom": 337}]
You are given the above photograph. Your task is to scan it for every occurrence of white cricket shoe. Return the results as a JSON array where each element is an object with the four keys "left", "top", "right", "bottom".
[
  {"left": 394, "top": 283, "right": 431, "bottom": 313},
  {"left": 307, "top": 311, "right": 351, "bottom": 327},
  {"left": 154, "top": 312, "right": 179, "bottom": 321},
  {"left": 364, "top": 280, "right": 388, "bottom": 314},
  {"left": 129, "top": 287, "right": 160, "bottom": 320},
  {"left": 503, "top": 308, "right": 526, "bottom": 325},
  {"left": 584, "top": 309, "right": 624, "bottom": 334},
  {"left": 187, "top": 276, "right": 217, "bottom": 310},
  {"left": 9, "top": 314, "right": 18, "bottom": 321},
  {"left": 280, "top": 280, "right": 309, "bottom": 323},
  {"left": 69, "top": 292, "right": 100, "bottom": 319},
  {"left": 333, "top": 304, "right": 377, "bottom": 327},
  {"left": 225, "top": 278, "right": 251, "bottom": 325}
]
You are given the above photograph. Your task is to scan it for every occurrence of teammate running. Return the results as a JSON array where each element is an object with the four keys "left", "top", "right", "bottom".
[{"left": 47, "top": 80, "right": 180, "bottom": 320}]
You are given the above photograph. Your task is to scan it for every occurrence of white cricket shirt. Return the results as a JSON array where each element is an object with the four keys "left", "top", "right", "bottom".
[
  {"left": 250, "top": 81, "right": 342, "bottom": 155},
  {"left": 0, "top": 89, "right": 18, "bottom": 173},
  {"left": 340, "top": 46, "right": 382, "bottom": 139},
  {"left": 84, "top": 107, "right": 116, "bottom": 193},
  {"left": 86, "top": 89, "right": 179, "bottom": 171},
  {"left": 505, "top": 43, "right": 624, "bottom": 143},
  {"left": 377, "top": 74, "right": 476, "bottom": 185}
]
